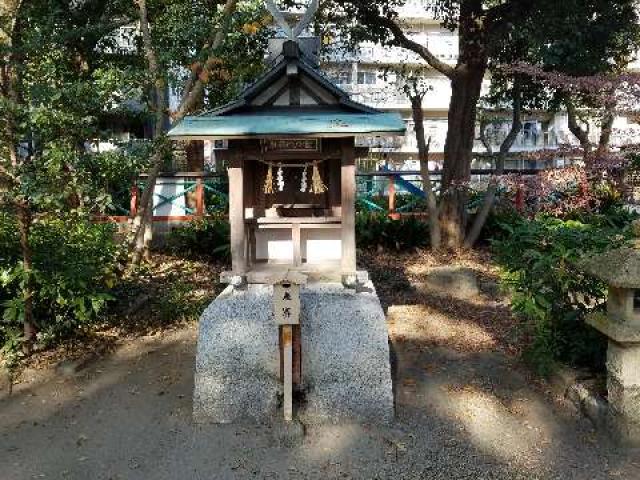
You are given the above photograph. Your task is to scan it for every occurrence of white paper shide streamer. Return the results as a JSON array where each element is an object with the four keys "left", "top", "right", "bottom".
[
  {"left": 300, "top": 165, "right": 308, "bottom": 192},
  {"left": 277, "top": 165, "right": 285, "bottom": 192}
]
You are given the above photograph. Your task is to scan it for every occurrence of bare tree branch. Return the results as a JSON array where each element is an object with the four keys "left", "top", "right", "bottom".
[
  {"left": 410, "top": 95, "right": 441, "bottom": 249},
  {"left": 176, "top": 0, "right": 239, "bottom": 119},
  {"left": 129, "top": 0, "right": 168, "bottom": 266},
  {"left": 377, "top": 16, "right": 456, "bottom": 79},
  {"left": 477, "top": 114, "right": 493, "bottom": 155}
]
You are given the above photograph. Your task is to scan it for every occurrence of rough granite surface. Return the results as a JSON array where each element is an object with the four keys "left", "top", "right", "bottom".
[{"left": 193, "top": 281, "right": 394, "bottom": 424}]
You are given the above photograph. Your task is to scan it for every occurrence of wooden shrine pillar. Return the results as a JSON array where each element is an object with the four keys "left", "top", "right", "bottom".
[
  {"left": 341, "top": 137, "right": 357, "bottom": 277},
  {"left": 228, "top": 155, "right": 247, "bottom": 275}
]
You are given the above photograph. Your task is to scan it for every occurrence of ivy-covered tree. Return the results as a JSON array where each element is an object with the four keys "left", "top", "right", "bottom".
[{"left": 129, "top": 0, "right": 272, "bottom": 265}]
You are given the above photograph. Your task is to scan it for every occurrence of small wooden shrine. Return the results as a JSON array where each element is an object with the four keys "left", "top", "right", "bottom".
[
  {"left": 171, "top": 2, "right": 402, "bottom": 425},
  {"left": 169, "top": 40, "right": 405, "bottom": 284}
]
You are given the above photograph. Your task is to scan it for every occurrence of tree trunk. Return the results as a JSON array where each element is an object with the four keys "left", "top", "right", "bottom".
[
  {"left": 0, "top": 1, "right": 23, "bottom": 47},
  {"left": 129, "top": 0, "right": 238, "bottom": 266},
  {"left": 129, "top": 0, "right": 168, "bottom": 267},
  {"left": 439, "top": 68, "right": 485, "bottom": 249},
  {"left": 16, "top": 201, "right": 36, "bottom": 350},
  {"left": 410, "top": 96, "right": 441, "bottom": 249},
  {"left": 566, "top": 98, "right": 592, "bottom": 162},
  {"left": 595, "top": 105, "right": 615, "bottom": 161},
  {"left": 1, "top": 3, "right": 34, "bottom": 348},
  {"left": 464, "top": 81, "right": 523, "bottom": 248}
]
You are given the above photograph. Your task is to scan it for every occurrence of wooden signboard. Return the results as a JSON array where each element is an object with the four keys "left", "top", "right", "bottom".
[
  {"left": 273, "top": 282, "right": 301, "bottom": 325},
  {"left": 264, "top": 138, "right": 320, "bottom": 152},
  {"left": 270, "top": 273, "right": 306, "bottom": 422}
]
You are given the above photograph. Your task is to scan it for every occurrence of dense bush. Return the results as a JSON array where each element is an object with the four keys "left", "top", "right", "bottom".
[
  {"left": 165, "top": 216, "right": 230, "bottom": 260},
  {"left": 491, "top": 206, "right": 635, "bottom": 374},
  {"left": 0, "top": 216, "right": 123, "bottom": 354},
  {"left": 0, "top": 213, "right": 20, "bottom": 322},
  {"left": 356, "top": 212, "right": 430, "bottom": 250},
  {"left": 80, "top": 143, "right": 153, "bottom": 215}
]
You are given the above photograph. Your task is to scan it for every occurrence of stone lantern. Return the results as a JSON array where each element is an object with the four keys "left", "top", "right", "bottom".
[{"left": 581, "top": 220, "right": 640, "bottom": 446}]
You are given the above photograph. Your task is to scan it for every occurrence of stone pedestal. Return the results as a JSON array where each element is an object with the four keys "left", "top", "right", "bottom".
[
  {"left": 607, "top": 341, "right": 640, "bottom": 445},
  {"left": 193, "top": 280, "right": 394, "bottom": 424},
  {"left": 193, "top": 286, "right": 280, "bottom": 423},
  {"left": 586, "top": 311, "right": 640, "bottom": 446}
]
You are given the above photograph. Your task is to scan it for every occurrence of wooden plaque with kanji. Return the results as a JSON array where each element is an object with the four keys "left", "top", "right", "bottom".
[{"left": 273, "top": 282, "right": 301, "bottom": 325}]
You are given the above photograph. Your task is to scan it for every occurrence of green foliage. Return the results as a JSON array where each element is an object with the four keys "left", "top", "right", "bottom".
[
  {"left": 157, "top": 281, "right": 208, "bottom": 324},
  {"left": 150, "top": 0, "right": 272, "bottom": 109},
  {"left": 356, "top": 212, "right": 429, "bottom": 250},
  {"left": 80, "top": 142, "right": 153, "bottom": 214},
  {"left": 0, "top": 216, "right": 123, "bottom": 350},
  {"left": 0, "top": 212, "right": 19, "bottom": 266},
  {"left": 491, "top": 208, "right": 635, "bottom": 374},
  {"left": 165, "top": 216, "right": 231, "bottom": 260}
]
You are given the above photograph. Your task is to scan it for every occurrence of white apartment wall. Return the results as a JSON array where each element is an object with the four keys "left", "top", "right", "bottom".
[
  {"left": 321, "top": 13, "right": 640, "bottom": 161},
  {"left": 396, "top": 0, "right": 440, "bottom": 21}
]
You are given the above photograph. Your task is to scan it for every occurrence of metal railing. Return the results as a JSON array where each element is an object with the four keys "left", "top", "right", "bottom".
[
  {"left": 356, "top": 169, "right": 539, "bottom": 217},
  {"left": 96, "top": 169, "right": 540, "bottom": 223}
]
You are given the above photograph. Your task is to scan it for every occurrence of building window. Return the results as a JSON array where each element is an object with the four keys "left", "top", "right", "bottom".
[
  {"left": 335, "top": 70, "right": 352, "bottom": 85},
  {"left": 357, "top": 71, "right": 377, "bottom": 85},
  {"left": 633, "top": 290, "right": 640, "bottom": 311}
]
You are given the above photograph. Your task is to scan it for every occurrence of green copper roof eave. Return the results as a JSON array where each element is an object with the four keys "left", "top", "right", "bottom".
[{"left": 167, "top": 112, "right": 406, "bottom": 139}]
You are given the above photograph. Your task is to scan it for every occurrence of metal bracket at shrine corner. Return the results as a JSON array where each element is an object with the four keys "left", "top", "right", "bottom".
[{"left": 264, "top": 0, "right": 319, "bottom": 40}]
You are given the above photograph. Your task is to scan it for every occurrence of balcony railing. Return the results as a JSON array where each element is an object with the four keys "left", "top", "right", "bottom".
[{"left": 324, "top": 40, "right": 458, "bottom": 65}]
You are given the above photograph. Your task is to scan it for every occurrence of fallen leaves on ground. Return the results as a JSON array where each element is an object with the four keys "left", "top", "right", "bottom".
[{"left": 360, "top": 248, "right": 524, "bottom": 357}]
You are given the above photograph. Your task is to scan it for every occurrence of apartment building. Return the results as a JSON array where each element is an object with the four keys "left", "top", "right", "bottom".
[
  {"left": 106, "top": 4, "right": 640, "bottom": 173},
  {"left": 320, "top": 0, "right": 632, "bottom": 171}
]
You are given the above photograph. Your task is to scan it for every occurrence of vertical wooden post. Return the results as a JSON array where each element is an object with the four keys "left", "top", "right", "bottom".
[
  {"left": 195, "top": 177, "right": 205, "bottom": 216},
  {"left": 274, "top": 278, "right": 304, "bottom": 422},
  {"left": 228, "top": 156, "right": 246, "bottom": 275},
  {"left": 130, "top": 185, "right": 139, "bottom": 217},
  {"left": 341, "top": 138, "right": 357, "bottom": 277},
  {"left": 282, "top": 324, "right": 293, "bottom": 422},
  {"left": 515, "top": 181, "right": 525, "bottom": 212},
  {"left": 388, "top": 174, "right": 400, "bottom": 220},
  {"left": 292, "top": 325, "right": 301, "bottom": 388},
  {"left": 292, "top": 223, "right": 301, "bottom": 267}
]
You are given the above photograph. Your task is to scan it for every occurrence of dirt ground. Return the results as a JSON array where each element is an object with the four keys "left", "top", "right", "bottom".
[{"left": 1, "top": 251, "right": 639, "bottom": 479}]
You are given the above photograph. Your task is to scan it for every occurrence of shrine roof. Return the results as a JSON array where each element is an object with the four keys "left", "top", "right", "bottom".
[
  {"left": 167, "top": 109, "right": 405, "bottom": 139},
  {"left": 168, "top": 40, "right": 405, "bottom": 140}
]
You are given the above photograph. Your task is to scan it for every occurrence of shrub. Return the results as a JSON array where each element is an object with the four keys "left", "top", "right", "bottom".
[
  {"left": 157, "top": 281, "right": 209, "bottom": 324},
  {"left": 491, "top": 210, "right": 634, "bottom": 375},
  {"left": 165, "top": 216, "right": 230, "bottom": 260},
  {"left": 356, "top": 212, "right": 430, "bottom": 250},
  {"left": 80, "top": 143, "right": 153, "bottom": 215},
  {"left": 0, "top": 216, "right": 123, "bottom": 352}
]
